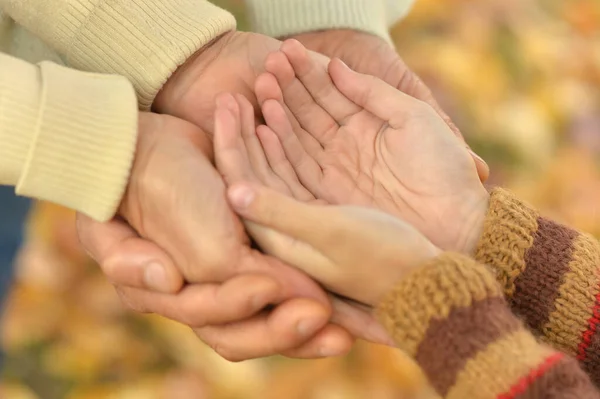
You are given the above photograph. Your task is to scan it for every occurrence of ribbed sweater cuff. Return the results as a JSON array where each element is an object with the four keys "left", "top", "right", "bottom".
[
  {"left": 375, "top": 253, "right": 503, "bottom": 357},
  {"left": 0, "top": 55, "right": 39, "bottom": 186},
  {"left": 475, "top": 188, "right": 540, "bottom": 296},
  {"left": 246, "top": 0, "right": 393, "bottom": 44},
  {"left": 374, "top": 253, "right": 565, "bottom": 399},
  {"left": 0, "top": 54, "right": 138, "bottom": 222},
  {"left": 475, "top": 188, "right": 600, "bottom": 366},
  {"left": 53, "top": 0, "right": 236, "bottom": 110}
]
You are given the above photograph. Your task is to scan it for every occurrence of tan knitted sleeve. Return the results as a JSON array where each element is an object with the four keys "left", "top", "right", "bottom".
[
  {"left": 476, "top": 188, "right": 600, "bottom": 383},
  {"left": 376, "top": 252, "right": 598, "bottom": 398}
]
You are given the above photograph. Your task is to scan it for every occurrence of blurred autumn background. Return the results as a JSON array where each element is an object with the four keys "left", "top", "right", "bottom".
[{"left": 1, "top": 0, "right": 599, "bottom": 398}]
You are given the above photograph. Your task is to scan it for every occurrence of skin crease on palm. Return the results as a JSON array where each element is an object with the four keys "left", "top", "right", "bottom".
[{"left": 77, "top": 29, "right": 488, "bottom": 362}]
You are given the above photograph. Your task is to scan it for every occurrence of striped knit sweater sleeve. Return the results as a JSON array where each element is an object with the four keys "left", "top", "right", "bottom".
[
  {"left": 476, "top": 189, "right": 600, "bottom": 383},
  {"left": 375, "top": 252, "right": 599, "bottom": 398}
]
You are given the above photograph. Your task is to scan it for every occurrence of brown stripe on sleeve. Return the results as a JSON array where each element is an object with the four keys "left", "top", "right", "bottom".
[
  {"left": 475, "top": 188, "right": 600, "bottom": 387},
  {"left": 512, "top": 355, "right": 599, "bottom": 399},
  {"left": 415, "top": 296, "right": 521, "bottom": 396},
  {"left": 375, "top": 253, "right": 503, "bottom": 357},
  {"left": 512, "top": 217, "right": 579, "bottom": 333}
]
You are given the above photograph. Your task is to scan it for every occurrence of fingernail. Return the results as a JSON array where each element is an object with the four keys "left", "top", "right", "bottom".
[
  {"left": 228, "top": 185, "right": 255, "bottom": 209},
  {"left": 319, "top": 346, "right": 345, "bottom": 358},
  {"left": 468, "top": 148, "right": 486, "bottom": 164},
  {"left": 296, "top": 318, "right": 323, "bottom": 337},
  {"left": 335, "top": 58, "right": 350, "bottom": 70},
  {"left": 144, "top": 262, "right": 169, "bottom": 293}
]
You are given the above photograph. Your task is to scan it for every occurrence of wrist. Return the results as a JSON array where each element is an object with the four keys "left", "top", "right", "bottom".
[
  {"left": 153, "top": 31, "right": 237, "bottom": 114},
  {"left": 292, "top": 29, "right": 386, "bottom": 56},
  {"left": 455, "top": 189, "right": 490, "bottom": 255}
]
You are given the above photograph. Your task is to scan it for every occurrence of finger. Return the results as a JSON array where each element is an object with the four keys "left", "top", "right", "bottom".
[
  {"left": 330, "top": 296, "right": 394, "bottom": 346},
  {"left": 115, "top": 273, "right": 283, "bottom": 327},
  {"left": 227, "top": 183, "right": 345, "bottom": 254},
  {"left": 76, "top": 213, "right": 183, "bottom": 294},
  {"left": 280, "top": 39, "right": 361, "bottom": 124},
  {"left": 264, "top": 50, "right": 338, "bottom": 143},
  {"left": 470, "top": 150, "right": 490, "bottom": 183},
  {"left": 255, "top": 125, "right": 315, "bottom": 201},
  {"left": 235, "top": 94, "right": 275, "bottom": 182},
  {"left": 194, "top": 298, "right": 351, "bottom": 361},
  {"left": 328, "top": 58, "right": 420, "bottom": 125},
  {"left": 255, "top": 72, "right": 324, "bottom": 159},
  {"left": 281, "top": 324, "right": 354, "bottom": 359},
  {"left": 214, "top": 93, "right": 259, "bottom": 185},
  {"left": 244, "top": 220, "right": 332, "bottom": 278},
  {"left": 261, "top": 99, "right": 324, "bottom": 196},
  {"left": 235, "top": 94, "right": 307, "bottom": 197}
]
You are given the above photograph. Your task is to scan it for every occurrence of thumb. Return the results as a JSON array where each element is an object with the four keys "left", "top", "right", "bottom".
[
  {"left": 392, "top": 70, "right": 490, "bottom": 183},
  {"left": 227, "top": 183, "right": 343, "bottom": 281},
  {"left": 76, "top": 213, "right": 184, "bottom": 293}
]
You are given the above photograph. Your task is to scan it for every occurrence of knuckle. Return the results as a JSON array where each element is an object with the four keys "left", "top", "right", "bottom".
[
  {"left": 116, "top": 289, "right": 148, "bottom": 314},
  {"left": 177, "top": 303, "right": 207, "bottom": 329},
  {"left": 99, "top": 257, "right": 120, "bottom": 281},
  {"left": 358, "top": 79, "right": 377, "bottom": 106},
  {"left": 208, "top": 340, "right": 243, "bottom": 362}
]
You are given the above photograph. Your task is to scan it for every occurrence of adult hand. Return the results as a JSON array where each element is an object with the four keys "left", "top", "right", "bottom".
[
  {"left": 253, "top": 41, "right": 489, "bottom": 254},
  {"left": 78, "top": 31, "right": 391, "bottom": 360},
  {"left": 291, "top": 29, "right": 489, "bottom": 182},
  {"left": 154, "top": 31, "right": 328, "bottom": 133},
  {"left": 77, "top": 111, "right": 366, "bottom": 361}
]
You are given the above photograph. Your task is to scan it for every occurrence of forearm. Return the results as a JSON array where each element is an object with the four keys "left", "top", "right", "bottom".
[
  {"left": 476, "top": 188, "right": 600, "bottom": 381},
  {"left": 246, "top": 0, "right": 414, "bottom": 44},
  {"left": 0, "top": 52, "right": 137, "bottom": 221},
  {"left": 0, "top": 0, "right": 236, "bottom": 109},
  {"left": 376, "top": 253, "right": 598, "bottom": 398}
]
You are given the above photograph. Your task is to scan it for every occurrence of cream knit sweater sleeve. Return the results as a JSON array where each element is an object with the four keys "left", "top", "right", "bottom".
[
  {"left": 0, "top": 0, "right": 236, "bottom": 110},
  {"left": 246, "top": 0, "right": 415, "bottom": 45},
  {"left": 0, "top": 53, "right": 137, "bottom": 221}
]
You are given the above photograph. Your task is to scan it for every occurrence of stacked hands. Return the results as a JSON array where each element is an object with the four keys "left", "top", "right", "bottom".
[
  {"left": 214, "top": 38, "right": 490, "bottom": 304},
  {"left": 78, "top": 34, "right": 490, "bottom": 361}
]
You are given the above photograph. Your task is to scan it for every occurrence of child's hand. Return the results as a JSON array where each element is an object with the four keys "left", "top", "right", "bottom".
[
  {"left": 213, "top": 92, "right": 394, "bottom": 346},
  {"left": 226, "top": 182, "right": 441, "bottom": 307},
  {"left": 254, "top": 40, "right": 489, "bottom": 254}
]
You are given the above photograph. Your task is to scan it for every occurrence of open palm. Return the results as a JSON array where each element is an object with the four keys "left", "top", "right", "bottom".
[{"left": 254, "top": 40, "right": 489, "bottom": 253}]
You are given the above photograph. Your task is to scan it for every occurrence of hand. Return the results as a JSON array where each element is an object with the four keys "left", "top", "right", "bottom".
[
  {"left": 211, "top": 92, "right": 393, "bottom": 345},
  {"left": 291, "top": 29, "right": 489, "bottom": 182},
  {"left": 77, "top": 111, "right": 365, "bottom": 360},
  {"left": 253, "top": 40, "right": 489, "bottom": 254},
  {"left": 153, "top": 31, "right": 325, "bottom": 134},
  {"left": 227, "top": 182, "right": 441, "bottom": 307},
  {"left": 78, "top": 32, "right": 371, "bottom": 361}
]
